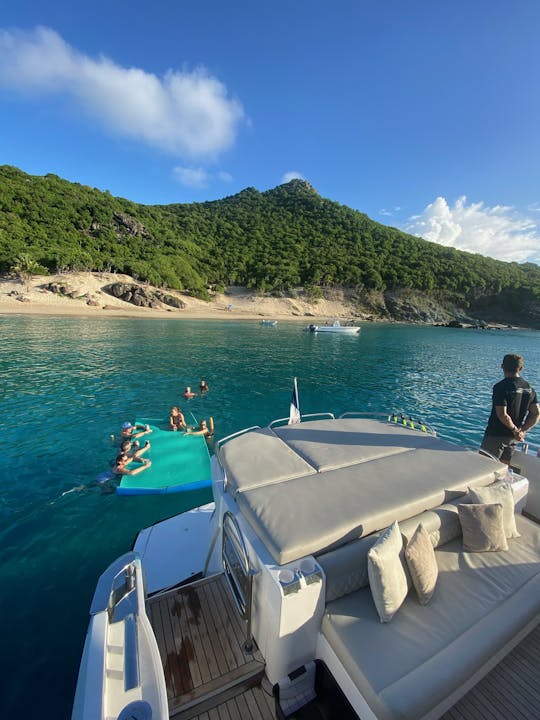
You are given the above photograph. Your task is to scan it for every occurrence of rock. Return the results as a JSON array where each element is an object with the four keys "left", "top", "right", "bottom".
[
  {"left": 113, "top": 212, "right": 149, "bottom": 237},
  {"left": 154, "top": 291, "right": 186, "bottom": 309}
]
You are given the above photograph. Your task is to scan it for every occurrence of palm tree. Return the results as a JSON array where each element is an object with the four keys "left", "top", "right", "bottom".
[{"left": 12, "top": 254, "right": 41, "bottom": 292}]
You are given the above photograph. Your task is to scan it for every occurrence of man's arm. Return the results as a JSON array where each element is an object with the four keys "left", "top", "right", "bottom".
[
  {"left": 520, "top": 403, "right": 540, "bottom": 434},
  {"left": 495, "top": 406, "right": 524, "bottom": 440}
]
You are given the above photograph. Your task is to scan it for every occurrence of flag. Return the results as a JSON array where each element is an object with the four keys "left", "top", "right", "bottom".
[{"left": 288, "top": 377, "right": 301, "bottom": 425}]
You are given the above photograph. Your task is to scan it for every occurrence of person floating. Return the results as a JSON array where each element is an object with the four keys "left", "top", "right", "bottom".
[
  {"left": 187, "top": 417, "right": 214, "bottom": 439},
  {"left": 120, "top": 438, "right": 151, "bottom": 459},
  {"left": 183, "top": 386, "right": 197, "bottom": 399},
  {"left": 199, "top": 378, "right": 209, "bottom": 393},
  {"left": 121, "top": 421, "right": 152, "bottom": 440},
  {"left": 112, "top": 452, "right": 152, "bottom": 476},
  {"left": 480, "top": 353, "right": 539, "bottom": 465},
  {"left": 169, "top": 406, "right": 186, "bottom": 431}
]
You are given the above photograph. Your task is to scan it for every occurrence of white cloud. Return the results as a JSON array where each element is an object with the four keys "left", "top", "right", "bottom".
[
  {"left": 217, "top": 170, "right": 233, "bottom": 182},
  {"left": 172, "top": 166, "right": 210, "bottom": 188},
  {"left": 281, "top": 171, "right": 305, "bottom": 183},
  {"left": 0, "top": 26, "right": 245, "bottom": 158},
  {"left": 380, "top": 206, "right": 401, "bottom": 217},
  {"left": 528, "top": 202, "right": 540, "bottom": 213},
  {"left": 404, "top": 196, "right": 540, "bottom": 264},
  {"left": 172, "top": 165, "right": 233, "bottom": 188}
]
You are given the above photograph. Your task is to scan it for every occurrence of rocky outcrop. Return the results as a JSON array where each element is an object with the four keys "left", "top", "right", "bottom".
[
  {"left": 113, "top": 212, "right": 149, "bottom": 237},
  {"left": 42, "top": 282, "right": 78, "bottom": 298},
  {"left": 103, "top": 283, "right": 186, "bottom": 310}
]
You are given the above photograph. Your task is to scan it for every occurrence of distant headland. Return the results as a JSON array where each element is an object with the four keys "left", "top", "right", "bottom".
[{"left": 0, "top": 165, "right": 538, "bottom": 328}]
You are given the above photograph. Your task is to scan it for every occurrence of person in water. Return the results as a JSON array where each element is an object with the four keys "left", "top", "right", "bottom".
[
  {"left": 187, "top": 417, "right": 214, "bottom": 439},
  {"left": 112, "top": 452, "right": 151, "bottom": 476},
  {"left": 199, "top": 378, "right": 209, "bottom": 393},
  {"left": 183, "top": 386, "right": 197, "bottom": 399},
  {"left": 121, "top": 421, "right": 152, "bottom": 440},
  {"left": 480, "top": 354, "right": 539, "bottom": 465},
  {"left": 120, "top": 438, "right": 151, "bottom": 459},
  {"left": 169, "top": 406, "right": 186, "bottom": 431}
]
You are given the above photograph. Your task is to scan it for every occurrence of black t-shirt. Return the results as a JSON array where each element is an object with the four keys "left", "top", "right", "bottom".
[{"left": 486, "top": 377, "right": 538, "bottom": 437}]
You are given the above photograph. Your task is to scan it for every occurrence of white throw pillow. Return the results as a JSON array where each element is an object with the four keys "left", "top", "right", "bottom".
[
  {"left": 368, "top": 520, "right": 409, "bottom": 623},
  {"left": 469, "top": 482, "right": 520, "bottom": 539}
]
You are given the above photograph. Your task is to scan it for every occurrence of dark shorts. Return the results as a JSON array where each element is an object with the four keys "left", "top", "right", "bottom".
[{"left": 480, "top": 433, "right": 516, "bottom": 463}]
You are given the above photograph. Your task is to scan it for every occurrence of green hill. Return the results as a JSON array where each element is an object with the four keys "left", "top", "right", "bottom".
[{"left": 1, "top": 165, "right": 539, "bottom": 325}]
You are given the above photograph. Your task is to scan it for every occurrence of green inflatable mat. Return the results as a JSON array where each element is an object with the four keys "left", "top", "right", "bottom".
[{"left": 116, "top": 419, "right": 211, "bottom": 495}]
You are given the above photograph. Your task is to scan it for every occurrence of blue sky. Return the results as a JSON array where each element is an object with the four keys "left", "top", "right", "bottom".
[{"left": 1, "top": 0, "right": 539, "bottom": 263}]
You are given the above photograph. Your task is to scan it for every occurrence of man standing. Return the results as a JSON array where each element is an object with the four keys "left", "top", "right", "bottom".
[{"left": 481, "top": 354, "right": 539, "bottom": 464}]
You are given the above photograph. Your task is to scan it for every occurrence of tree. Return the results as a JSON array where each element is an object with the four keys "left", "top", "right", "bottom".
[{"left": 11, "top": 253, "right": 47, "bottom": 291}]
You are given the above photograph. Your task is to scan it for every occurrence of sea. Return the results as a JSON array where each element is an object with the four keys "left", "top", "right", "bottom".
[{"left": 1, "top": 315, "right": 539, "bottom": 718}]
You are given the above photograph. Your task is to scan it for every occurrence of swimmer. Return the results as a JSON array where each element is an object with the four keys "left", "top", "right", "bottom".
[
  {"left": 182, "top": 386, "right": 197, "bottom": 399},
  {"left": 121, "top": 421, "right": 152, "bottom": 440},
  {"left": 120, "top": 438, "right": 151, "bottom": 459},
  {"left": 112, "top": 452, "right": 152, "bottom": 476},
  {"left": 199, "top": 379, "right": 209, "bottom": 393},
  {"left": 187, "top": 417, "right": 214, "bottom": 439},
  {"left": 169, "top": 406, "right": 186, "bottom": 431}
]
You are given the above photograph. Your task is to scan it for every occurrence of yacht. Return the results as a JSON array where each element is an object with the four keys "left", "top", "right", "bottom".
[
  {"left": 307, "top": 320, "right": 360, "bottom": 334},
  {"left": 72, "top": 413, "right": 540, "bottom": 720}
]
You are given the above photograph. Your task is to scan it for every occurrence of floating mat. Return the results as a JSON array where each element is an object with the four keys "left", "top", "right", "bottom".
[{"left": 116, "top": 419, "right": 211, "bottom": 495}]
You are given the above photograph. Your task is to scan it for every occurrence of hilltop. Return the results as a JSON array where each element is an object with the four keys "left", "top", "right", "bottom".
[{"left": 0, "top": 166, "right": 539, "bottom": 327}]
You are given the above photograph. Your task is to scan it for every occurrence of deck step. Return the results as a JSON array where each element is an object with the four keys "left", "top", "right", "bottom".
[{"left": 170, "top": 664, "right": 265, "bottom": 719}]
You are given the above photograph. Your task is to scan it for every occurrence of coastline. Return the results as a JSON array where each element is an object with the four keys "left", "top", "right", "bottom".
[{"left": 0, "top": 271, "right": 361, "bottom": 322}]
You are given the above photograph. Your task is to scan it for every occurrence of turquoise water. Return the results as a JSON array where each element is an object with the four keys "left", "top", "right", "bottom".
[{"left": 1, "top": 315, "right": 539, "bottom": 718}]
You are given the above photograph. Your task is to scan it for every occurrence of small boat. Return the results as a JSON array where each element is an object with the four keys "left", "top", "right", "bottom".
[
  {"left": 308, "top": 320, "right": 360, "bottom": 334},
  {"left": 73, "top": 413, "right": 540, "bottom": 720},
  {"left": 260, "top": 319, "right": 278, "bottom": 326},
  {"left": 115, "top": 420, "right": 211, "bottom": 495}
]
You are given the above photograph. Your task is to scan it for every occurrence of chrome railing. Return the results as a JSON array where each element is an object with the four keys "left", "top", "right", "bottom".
[
  {"left": 222, "top": 511, "right": 256, "bottom": 652},
  {"left": 90, "top": 553, "right": 142, "bottom": 693},
  {"left": 268, "top": 412, "right": 335, "bottom": 428}
]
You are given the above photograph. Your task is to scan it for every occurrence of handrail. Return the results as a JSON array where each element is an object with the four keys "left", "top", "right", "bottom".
[
  {"left": 221, "top": 511, "right": 255, "bottom": 652},
  {"left": 217, "top": 425, "right": 261, "bottom": 451},
  {"left": 268, "top": 412, "right": 335, "bottom": 428},
  {"left": 339, "top": 411, "right": 389, "bottom": 419}
]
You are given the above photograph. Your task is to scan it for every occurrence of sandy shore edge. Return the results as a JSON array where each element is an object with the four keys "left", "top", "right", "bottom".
[{"left": 0, "top": 272, "right": 362, "bottom": 322}]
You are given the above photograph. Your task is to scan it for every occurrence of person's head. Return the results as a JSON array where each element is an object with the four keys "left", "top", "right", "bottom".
[
  {"left": 120, "top": 440, "right": 131, "bottom": 452},
  {"left": 115, "top": 452, "right": 129, "bottom": 467},
  {"left": 122, "top": 421, "right": 132, "bottom": 433},
  {"left": 200, "top": 420, "right": 207, "bottom": 429},
  {"left": 185, "top": 386, "right": 191, "bottom": 393},
  {"left": 170, "top": 406, "right": 179, "bottom": 415},
  {"left": 502, "top": 354, "right": 524, "bottom": 376}
]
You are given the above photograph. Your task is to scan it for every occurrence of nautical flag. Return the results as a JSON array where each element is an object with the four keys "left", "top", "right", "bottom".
[{"left": 288, "top": 377, "right": 301, "bottom": 425}]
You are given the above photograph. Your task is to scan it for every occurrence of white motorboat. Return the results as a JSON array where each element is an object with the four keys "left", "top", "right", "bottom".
[
  {"left": 308, "top": 320, "right": 360, "bottom": 334},
  {"left": 72, "top": 413, "right": 540, "bottom": 720}
]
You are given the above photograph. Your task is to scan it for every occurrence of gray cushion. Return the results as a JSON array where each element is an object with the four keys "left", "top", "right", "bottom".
[
  {"left": 367, "top": 521, "right": 409, "bottom": 622},
  {"left": 469, "top": 481, "right": 520, "bottom": 539},
  {"left": 404, "top": 524, "right": 438, "bottom": 605},
  {"left": 230, "top": 418, "right": 500, "bottom": 565},
  {"left": 322, "top": 514, "right": 540, "bottom": 720},
  {"left": 458, "top": 503, "right": 508, "bottom": 552}
]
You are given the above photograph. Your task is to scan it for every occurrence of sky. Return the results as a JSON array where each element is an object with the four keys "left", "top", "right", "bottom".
[{"left": 1, "top": 0, "right": 540, "bottom": 264}]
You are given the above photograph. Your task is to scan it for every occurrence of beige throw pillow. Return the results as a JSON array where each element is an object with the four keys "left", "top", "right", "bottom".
[
  {"left": 468, "top": 482, "right": 520, "bottom": 539},
  {"left": 368, "top": 520, "right": 409, "bottom": 622},
  {"left": 458, "top": 503, "right": 508, "bottom": 552},
  {"left": 405, "top": 523, "right": 438, "bottom": 605}
]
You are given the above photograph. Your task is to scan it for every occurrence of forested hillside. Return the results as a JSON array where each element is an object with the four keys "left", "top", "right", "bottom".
[{"left": 1, "top": 165, "right": 539, "bottom": 323}]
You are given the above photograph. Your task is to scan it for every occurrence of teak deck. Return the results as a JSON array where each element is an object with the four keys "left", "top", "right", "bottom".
[
  {"left": 148, "top": 573, "right": 540, "bottom": 720},
  {"left": 146, "top": 573, "right": 266, "bottom": 719}
]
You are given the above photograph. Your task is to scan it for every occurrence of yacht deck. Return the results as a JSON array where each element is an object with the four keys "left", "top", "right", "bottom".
[
  {"left": 148, "top": 574, "right": 540, "bottom": 720},
  {"left": 146, "top": 573, "right": 266, "bottom": 719}
]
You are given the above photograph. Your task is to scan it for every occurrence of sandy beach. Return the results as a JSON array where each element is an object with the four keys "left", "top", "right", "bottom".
[{"left": 0, "top": 271, "right": 361, "bottom": 322}]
